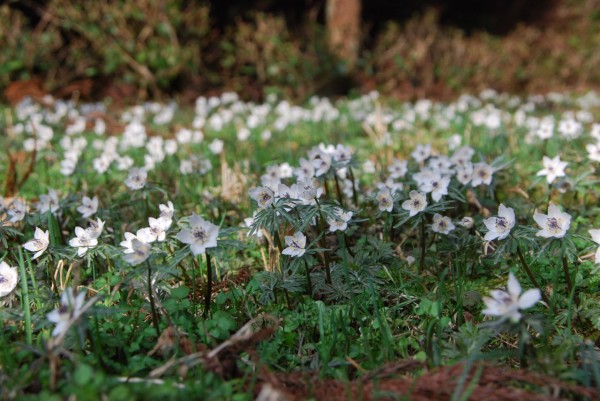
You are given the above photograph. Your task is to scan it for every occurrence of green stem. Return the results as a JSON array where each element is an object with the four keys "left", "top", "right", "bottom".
[
  {"left": 419, "top": 216, "right": 426, "bottom": 274},
  {"left": 204, "top": 253, "right": 213, "bottom": 319},
  {"left": 561, "top": 256, "right": 575, "bottom": 302},
  {"left": 304, "top": 259, "right": 313, "bottom": 297},
  {"left": 516, "top": 245, "right": 550, "bottom": 305},
  {"left": 315, "top": 199, "right": 332, "bottom": 285},
  {"left": 18, "top": 249, "right": 32, "bottom": 345},
  {"left": 146, "top": 260, "right": 161, "bottom": 337},
  {"left": 333, "top": 174, "right": 345, "bottom": 208},
  {"left": 25, "top": 253, "right": 42, "bottom": 310},
  {"left": 191, "top": 256, "right": 199, "bottom": 316},
  {"left": 348, "top": 166, "right": 358, "bottom": 206}
]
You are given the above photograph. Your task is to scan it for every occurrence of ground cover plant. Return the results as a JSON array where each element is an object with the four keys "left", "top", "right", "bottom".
[{"left": 0, "top": 89, "right": 599, "bottom": 400}]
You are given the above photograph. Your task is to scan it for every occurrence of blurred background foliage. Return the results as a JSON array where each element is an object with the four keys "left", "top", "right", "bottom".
[{"left": 0, "top": 0, "right": 599, "bottom": 102}]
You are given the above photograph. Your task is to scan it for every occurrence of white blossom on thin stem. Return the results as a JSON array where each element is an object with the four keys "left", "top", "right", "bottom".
[
  {"left": 249, "top": 186, "right": 275, "bottom": 209},
  {"left": 120, "top": 232, "right": 141, "bottom": 254},
  {"left": 470, "top": 162, "right": 494, "bottom": 187},
  {"left": 533, "top": 203, "right": 571, "bottom": 239},
  {"left": 586, "top": 143, "right": 600, "bottom": 163},
  {"left": 37, "top": 188, "right": 60, "bottom": 215},
  {"left": 23, "top": 227, "right": 50, "bottom": 260},
  {"left": 458, "top": 217, "right": 474, "bottom": 229},
  {"left": 159, "top": 201, "right": 175, "bottom": 221},
  {"left": 431, "top": 214, "right": 455, "bottom": 235},
  {"left": 327, "top": 209, "right": 353, "bottom": 232},
  {"left": 123, "top": 239, "right": 152, "bottom": 266},
  {"left": 418, "top": 174, "right": 450, "bottom": 202},
  {"left": 388, "top": 158, "right": 408, "bottom": 179},
  {"left": 208, "top": 139, "right": 224, "bottom": 154},
  {"left": 588, "top": 229, "right": 600, "bottom": 264},
  {"left": 176, "top": 214, "right": 219, "bottom": 255},
  {"left": 47, "top": 287, "right": 87, "bottom": 337},
  {"left": 137, "top": 217, "right": 169, "bottom": 243},
  {"left": 124, "top": 167, "right": 147, "bottom": 190},
  {"left": 69, "top": 227, "right": 98, "bottom": 257},
  {"left": 282, "top": 231, "right": 306, "bottom": 257},
  {"left": 376, "top": 188, "right": 394, "bottom": 213},
  {"left": 85, "top": 218, "right": 105, "bottom": 239},
  {"left": 536, "top": 155, "right": 567, "bottom": 184},
  {"left": 411, "top": 143, "right": 432, "bottom": 163},
  {"left": 77, "top": 196, "right": 99, "bottom": 218},
  {"left": 297, "top": 179, "right": 323, "bottom": 205},
  {"left": 7, "top": 199, "right": 27, "bottom": 223},
  {"left": 294, "top": 158, "right": 315, "bottom": 180},
  {"left": 483, "top": 204, "right": 515, "bottom": 241},
  {"left": 0, "top": 261, "right": 18, "bottom": 298},
  {"left": 402, "top": 191, "right": 427, "bottom": 217},
  {"left": 482, "top": 272, "right": 541, "bottom": 323}
]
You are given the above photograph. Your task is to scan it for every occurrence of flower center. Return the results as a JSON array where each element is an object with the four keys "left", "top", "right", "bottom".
[
  {"left": 495, "top": 217, "right": 509, "bottom": 231},
  {"left": 546, "top": 217, "right": 561, "bottom": 232},
  {"left": 193, "top": 228, "right": 207, "bottom": 242},
  {"left": 260, "top": 192, "right": 272, "bottom": 203},
  {"left": 412, "top": 199, "right": 421, "bottom": 208},
  {"left": 0, "top": 275, "right": 6, "bottom": 284}
]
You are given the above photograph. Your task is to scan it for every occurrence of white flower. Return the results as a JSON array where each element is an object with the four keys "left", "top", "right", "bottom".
[
  {"left": 137, "top": 217, "right": 169, "bottom": 243},
  {"left": 85, "top": 218, "right": 104, "bottom": 239},
  {"left": 431, "top": 214, "right": 455, "bottom": 234},
  {"left": 589, "top": 229, "right": 600, "bottom": 264},
  {"left": 533, "top": 203, "right": 571, "bottom": 239},
  {"left": 402, "top": 190, "right": 427, "bottom": 217},
  {"left": 536, "top": 155, "right": 567, "bottom": 184},
  {"left": 37, "top": 188, "right": 60, "bottom": 215},
  {"left": 450, "top": 146, "right": 474, "bottom": 167},
  {"left": 124, "top": 167, "right": 147, "bottom": 190},
  {"left": 483, "top": 204, "right": 515, "bottom": 241},
  {"left": 69, "top": 227, "right": 98, "bottom": 257},
  {"left": 455, "top": 163, "right": 473, "bottom": 185},
  {"left": 586, "top": 143, "right": 600, "bottom": 162},
  {"left": 312, "top": 153, "right": 332, "bottom": 177},
  {"left": 47, "top": 287, "right": 87, "bottom": 337},
  {"left": 294, "top": 158, "right": 315, "bottom": 180},
  {"left": 411, "top": 143, "right": 432, "bottom": 163},
  {"left": 388, "top": 159, "right": 408, "bottom": 179},
  {"left": 327, "top": 210, "right": 353, "bottom": 232},
  {"left": 7, "top": 199, "right": 28, "bottom": 223},
  {"left": 120, "top": 232, "right": 141, "bottom": 253},
  {"left": 176, "top": 214, "right": 219, "bottom": 255},
  {"left": 470, "top": 163, "right": 494, "bottom": 187},
  {"left": 249, "top": 187, "right": 275, "bottom": 209},
  {"left": 458, "top": 217, "right": 474, "bottom": 229},
  {"left": 261, "top": 165, "right": 281, "bottom": 189},
  {"left": 333, "top": 144, "right": 352, "bottom": 165},
  {"left": 418, "top": 174, "right": 450, "bottom": 202},
  {"left": 362, "top": 160, "right": 376, "bottom": 174},
  {"left": 297, "top": 179, "right": 323, "bottom": 205},
  {"left": 77, "top": 196, "right": 99, "bottom": 218},
  {"left": 123, "top": 239, "right": 152, "bottom": 266},
  {"left": 93, "top": 154, "right": 112, "bottom": 174},
  {"left": 482, "top": 272, "right": 541, "bottom": 323},
  {"left": 282, "top": 231, "right": 306, "bottom": 257},
  {"left": 208, "top": 139, "right": 224, "bottom": 154},
  {"left": 156, "top": 204, "right": 174, "bottom": 231},
  {"left": 0, "top": 261, "right": 18, "bottom": 298},
  {"left": 23, "top": 227, "right": 50, "bottom": 259},
  {"left": 376, "top": 188, "right": 394, "bottom": 213}
]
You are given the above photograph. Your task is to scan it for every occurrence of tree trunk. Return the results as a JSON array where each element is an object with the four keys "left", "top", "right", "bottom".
[{"left": 326, "top": 0, "right": 361, "bottom": 71}]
